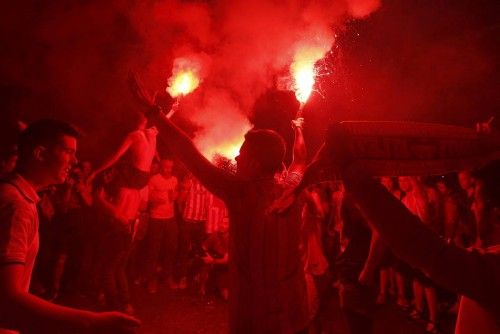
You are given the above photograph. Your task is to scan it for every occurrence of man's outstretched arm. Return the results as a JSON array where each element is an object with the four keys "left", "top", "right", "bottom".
[
  {"left": 89, "top": 135, "right": 133, "bottom": 179},
  {"left": 148, "top": 110, "right": 236, "bottom": 201},
  {"left": 342, "top": 169, "right": 500, "bottom": 313},
  {"left": 288, "top": 118, "right": 307, "bottom": 175},
  {"left": 128, "top": 73, "right": 237, "bottom": 200}
]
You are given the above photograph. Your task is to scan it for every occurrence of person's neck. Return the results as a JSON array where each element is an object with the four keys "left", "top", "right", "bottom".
[{"left": 16, "top": 167, "right": 49, "bottom": 192}]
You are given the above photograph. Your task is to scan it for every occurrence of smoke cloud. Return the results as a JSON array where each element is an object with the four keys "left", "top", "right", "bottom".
[{"left": 0, "top": 0, "right": 380, "bottom": 160}]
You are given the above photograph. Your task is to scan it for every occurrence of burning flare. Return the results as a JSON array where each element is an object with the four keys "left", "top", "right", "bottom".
[
  {"left": 290, "top": 46, "right": 329, "bottom": 104},
  {"left": 166, "top": 58, "right": 202, "bottom": 97}
]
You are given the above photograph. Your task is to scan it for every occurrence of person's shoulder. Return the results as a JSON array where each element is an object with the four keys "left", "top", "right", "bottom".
[{"left": 0, "top": 181, "right": 25, "bottom": 204}]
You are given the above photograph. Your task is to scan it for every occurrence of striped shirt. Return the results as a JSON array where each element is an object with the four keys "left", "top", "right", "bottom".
[
  {"left": 206, "top": 196, "right": 228, "bottom": 234},
  {"left": 182, "top": 178, "right": 212, "bottom": 222}
]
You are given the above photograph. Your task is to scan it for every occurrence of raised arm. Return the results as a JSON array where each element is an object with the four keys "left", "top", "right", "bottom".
[
  {"left": 90, "top": 134, "right": 133, "bottom": 179},
  {"left": 148, "top": 110, "right": 237, "bottom": 201},
  {"left": 342, "top": 170, "right": 500, "bottom": 313},
  {"left": 288, "top": 118, "right": 307, "bottom": 175},
  {"left": 128, "top": 73, "right": 238, "bottom": 200}
]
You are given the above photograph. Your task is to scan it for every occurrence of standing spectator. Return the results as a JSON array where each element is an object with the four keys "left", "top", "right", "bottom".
[
  {"left": 436, "top": 176, "right": 464, "bottom": 246},
  {"left": 399, "top": 176, "right": 440, "bottom": 333},
  {"left": 144, "top": 158, "right": 178, "bottom": 293},
  {"left": 458, "top": 170, "right": 478, "bottom": 247},
  {"left": 0, "top": 119, "right": 140, "bottom": 334},
  {"left": 177, "top": 173, "right": 212, "bottom": 289}
]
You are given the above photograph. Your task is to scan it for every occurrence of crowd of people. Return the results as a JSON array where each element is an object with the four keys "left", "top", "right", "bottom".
[{"left": 0, "top": 82, "right": 498, "bottom": 334}]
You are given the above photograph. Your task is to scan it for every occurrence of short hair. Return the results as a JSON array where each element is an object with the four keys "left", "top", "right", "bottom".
[
  {"left": 17, "top": 119, "right": 79, "bottom": 168},
  {"left": 244, "top": 129, "right": 286, "bottom": 174}
]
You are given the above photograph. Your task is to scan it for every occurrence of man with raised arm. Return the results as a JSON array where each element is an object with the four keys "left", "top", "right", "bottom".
[
  {"left": 0, "top": 119, "right": 140, "bottom": 334},
  {"left": 89, "top": 111, "right": 158, "bottom": 229},
  {"left": 130, "top": 78, "right": 309, "bottom": 333}
]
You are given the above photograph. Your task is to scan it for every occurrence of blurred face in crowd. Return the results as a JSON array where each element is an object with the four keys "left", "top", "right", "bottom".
[
  {"left": 380, "top": 177, "right": 394, "bottom": 191},
  {"left": 160, "top": 159, "right": 174, "bottom": 177},
  {"left": 398, "top": 176, "right": 412, "bottom": 193},
  {"left": 436, "top": 181, "right": 448, "bottom": 195},
  {"left": 458, "top": 170, "right": 474, "bottom": 191}
]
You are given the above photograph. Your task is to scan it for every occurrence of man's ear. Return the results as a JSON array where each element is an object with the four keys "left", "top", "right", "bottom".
[{"left": 33, "top": 145, "right": 47, "bottom": 162}]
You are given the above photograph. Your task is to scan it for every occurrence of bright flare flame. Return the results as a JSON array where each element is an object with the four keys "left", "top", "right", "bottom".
[
  {"left": 291, "top": 46, "right": 329, "bottom": 104},
  {"left": 166, "top": 57, "right": 204, "bottom": 97},
  {"left": 167, "top": 70, "right": 200, "bottom": 97}
]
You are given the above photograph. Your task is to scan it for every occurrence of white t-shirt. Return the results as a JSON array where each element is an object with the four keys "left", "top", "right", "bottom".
[
  {"left": 148, "top": 174, "right": 177, "bottom": 219},
  {"left": 0, "top": 174, "right": 40, "bottom": 334}
]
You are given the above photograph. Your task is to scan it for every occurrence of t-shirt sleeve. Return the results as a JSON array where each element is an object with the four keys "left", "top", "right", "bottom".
[{"left": 0, "top": 201, "right": 34, "bottom": 265}]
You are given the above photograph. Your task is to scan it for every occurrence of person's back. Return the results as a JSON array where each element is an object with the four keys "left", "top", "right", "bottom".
[
  {"left": 226, "top": 177, "right": 308, "bottom": 333},
  {"left": 128, "top": 128, "right": 157, "bottom": 172}
]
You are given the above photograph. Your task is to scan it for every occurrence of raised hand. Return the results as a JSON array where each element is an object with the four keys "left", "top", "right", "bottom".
[{"left": 291, "top": 117, "right": 304, "bottom": 129}]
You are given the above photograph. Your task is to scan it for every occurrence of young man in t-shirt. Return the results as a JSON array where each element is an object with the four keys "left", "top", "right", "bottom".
[
  {"left": 144, "top": 158, "right": 178, "bottom": 293},
  {"left": 0, "top": 119, "right": 140, "bottom": 334}
]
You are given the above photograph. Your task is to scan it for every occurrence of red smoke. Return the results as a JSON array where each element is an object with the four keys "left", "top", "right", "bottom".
[{"left": 130, "top": 0, "right": 381, "bottom": 159}]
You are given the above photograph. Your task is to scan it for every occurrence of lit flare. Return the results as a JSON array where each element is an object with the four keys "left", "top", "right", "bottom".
[
  {"left": 290, "top": 46, "right": 328, "bottom": 104},
  {"left": 166, "top": 70, "right": 200, "bottom": 97}
]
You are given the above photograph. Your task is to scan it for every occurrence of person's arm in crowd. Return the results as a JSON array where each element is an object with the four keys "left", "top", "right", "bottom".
[
  {"left": 0, "top": 264, "right": 139, "bottom": 333},
  {"left": 0, "top": 203, "right": 140, "bottom": 333},
  {"left": 89, "top": 134, "right": 134, "bottom": 181},
  {"left": 76, "top": 181, "right": 93, "bottom": 207},
  {"left": 129, "top": 74, "right": 237, "bottom": 201},
  {"left": 358, "top": 231, "right": 388, "bottom": 286},
  {"left": 288, "top": 117, "right": 307, "bottom": 175},
  {"left": 342, "top": 169, "right": 500, "bottom": 313},
  {"left": 304, "top": 187, "right": 325, "bottom": 219},
  {"left": 409, "top": 177, "right": 430, "bottom": 223},
  {"left": 93, "top": 187, "right": 128, "bottom": 225},
  {"left": 150, "top": 112, "right": 237, "bottom": 200}
]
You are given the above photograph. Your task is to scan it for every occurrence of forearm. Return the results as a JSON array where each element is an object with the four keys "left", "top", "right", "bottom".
[
  {"left": 1, "top": 291, "right": 94, "bottom": 333},
  {"left": 343, "top": 169, "right": 499, "bottom": 307},
  {"left": 289, "top": 127, "right": 306, "bottom": 173},
  {"left": 360, "top": 232, "right": 387, "bottom": 281},
  {"left": 149, "top": 110, "right": 233, "bottom": 198}
]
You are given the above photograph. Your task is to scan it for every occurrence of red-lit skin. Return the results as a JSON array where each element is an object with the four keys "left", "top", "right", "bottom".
[
  {"left": 17, "top": 135, "right": 78, "bottom": 191},
  {"left": 2, "top": 134, "right": 141, "bottom": 333}
]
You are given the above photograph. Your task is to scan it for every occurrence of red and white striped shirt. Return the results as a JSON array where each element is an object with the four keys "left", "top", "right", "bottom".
[{"left": 182, "top": 178, "right": 212, "bottom": 222}]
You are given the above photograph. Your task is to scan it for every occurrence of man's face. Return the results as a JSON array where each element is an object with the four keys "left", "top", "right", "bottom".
[
  {"left": 398, "top": 176, "right": 411, "bottom": 193},
  {"left": 44, "top": 135, "right": 78, "bottom": 184},
  {"left": 436, "top": 181, "right": 447, "bottom": 195},
  {"left": 458, "top": 171, "right": 473, "bottom": 190},
  {"left": 235, "top": 141, "right": 254, "bottom": 178},
  {"left": 160, "top": 160, "right": 174, "bottom": 176}
]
